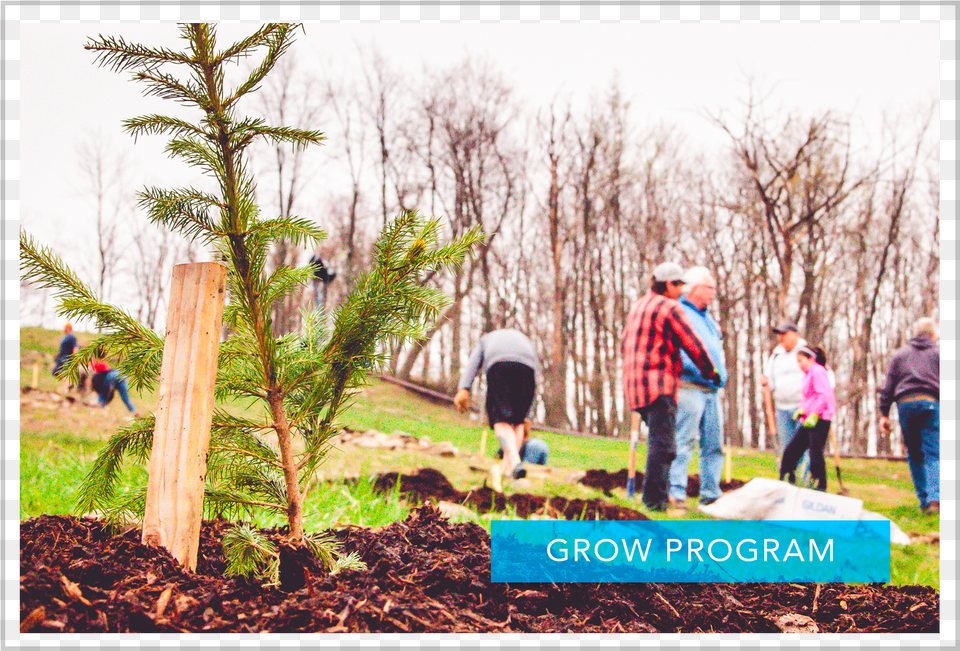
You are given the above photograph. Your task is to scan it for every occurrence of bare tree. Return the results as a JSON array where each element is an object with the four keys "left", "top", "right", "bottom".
[
  {"left": 360, "top": 45, "right": 403, "bottom": 230},
  {"left": 715, "top": 99, "right": 869, "bottom": 326},
  {"left": 397, "top": 58, "right": 521, "bottom": 387},
  {"left": 129, "top": 222, "right": 194, "bottom": 329},
  {"left": 19, "top": 278, "right": 52, "bottom": 328},
  {"left": 845, "top": 110, "right": 935, "bottom": 452},
  {"left": 76, "top": 136, "right": 129, "bottom": 302},
  {"left": 255, "top": 55, "right": 325, "bottom": 335},
  {"left": 539, "top": 102, "right": 574, "bottom": 428}
]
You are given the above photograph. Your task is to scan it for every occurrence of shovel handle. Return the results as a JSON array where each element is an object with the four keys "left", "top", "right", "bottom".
[
  {"left": 627, "top": 412, "right": 640, "bottom": 478},
  {"left": 829, "top": 426, "right": 841, "bottom": 466},
  {"left": 762, "top": 384, "right": 779, "bottom": 452},
  {"left": 829, "top": 425, "right": 847, "bottom": 493}
]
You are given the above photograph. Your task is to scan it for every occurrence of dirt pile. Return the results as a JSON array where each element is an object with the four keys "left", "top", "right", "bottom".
[
  {"left": 334, "top": 427, "right": 460, "bottom": 458},
  {"left": 20, "top": 508, "right": 938, "bottom": 633},
  {"left": 578, "top": 468, "right": 746, "bottom": 497},
  {"left": 372, "top": 467, "right": 649, "bottom": 521},
  {"left": 20, "top": 386, "right": 89, "bottom": 411}
]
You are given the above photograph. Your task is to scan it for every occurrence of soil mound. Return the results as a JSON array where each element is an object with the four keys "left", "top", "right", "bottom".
[
  {"left": 20, "top": 508, "right": 938, "bottom": 633},
  {"left": 372, "top": 467, "right": 649, "bottom": 521},
  {"left": 578, "top": 468, "right": 746, "bottom": 497}
]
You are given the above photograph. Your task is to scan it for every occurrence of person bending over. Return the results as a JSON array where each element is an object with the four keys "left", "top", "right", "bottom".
[
  {"left": 90, "top": 350, "right": 138, "bottom": 417},
  {"left": 455, "top": 329, "right": 539, "bottom": 480}
]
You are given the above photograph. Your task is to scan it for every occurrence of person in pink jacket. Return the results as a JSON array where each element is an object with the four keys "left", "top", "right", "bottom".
[{"left": 779, "top": 345, "right": 836, "bottom": 491}]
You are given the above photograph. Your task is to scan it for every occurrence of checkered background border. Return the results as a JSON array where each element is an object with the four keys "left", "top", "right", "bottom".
[{"left": 1, "top": 1, "right": 955, "bottom": 647}]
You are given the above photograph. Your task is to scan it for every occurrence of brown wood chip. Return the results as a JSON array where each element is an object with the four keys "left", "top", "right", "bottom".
[{"left": 20, "top": 606, "right": 45, "bottom": 633}]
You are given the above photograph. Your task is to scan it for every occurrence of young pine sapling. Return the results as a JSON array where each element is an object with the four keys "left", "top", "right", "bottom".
[{"left": 20, "top": 23, "right": 481, "bottom": 582}]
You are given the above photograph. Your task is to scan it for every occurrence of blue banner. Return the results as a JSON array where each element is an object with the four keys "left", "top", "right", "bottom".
[{"left": 491, "top": 520, "right": 890, "bottom": 583}]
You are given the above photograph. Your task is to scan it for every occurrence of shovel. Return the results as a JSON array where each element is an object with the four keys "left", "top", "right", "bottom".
[
  {"left": 626, "top": 412, "right": 640, "bottom": 496},
  {"left": 829, "top": 426, "right": 848, "bottom": 496}
]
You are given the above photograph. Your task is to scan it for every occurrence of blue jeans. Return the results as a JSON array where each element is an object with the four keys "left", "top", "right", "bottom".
[
  {"left": 99, "top": 370, "right": 137, "bottom": 414},
  {"left": 522, "top": 438, "right": 549, "bottom": 465},
  {"left": 776, "top": 408, "right": 810, "bottom": 483},
  {"left": 669, "top": 387, "right": 724, "bottom": 502},
  {"left": 897, "top": 400, "right": 940, "bottom": 508}
]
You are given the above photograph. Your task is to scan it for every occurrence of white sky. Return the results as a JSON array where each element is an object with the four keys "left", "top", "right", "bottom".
[{"left": 18, "top": 20, "right": 941, "bottom": 322}]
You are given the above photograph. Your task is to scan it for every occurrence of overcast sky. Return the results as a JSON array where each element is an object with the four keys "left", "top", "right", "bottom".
[{"left": 18, "top": 20, "right": 941, "bottom": 325}]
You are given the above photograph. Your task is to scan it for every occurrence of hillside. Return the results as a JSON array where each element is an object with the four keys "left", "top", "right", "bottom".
[{"left": 18, "top": 327, "right": 939, "bottom": 588}]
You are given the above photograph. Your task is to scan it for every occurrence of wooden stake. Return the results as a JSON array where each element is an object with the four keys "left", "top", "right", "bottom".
[
  {"left": 724, "top": 447, "right": 732, "bottom": 484},
  {"left": 627, "top": 412, "right": 640, "bottom": 480},
  {"left": 142, "top": 263, "right": 227, "bottom": 571},
  {"left": 490, "top": 463, "right": 503, "bottom": 493},
  {"left": 761, "top": 382, "right": 779, "bottom": 453}
]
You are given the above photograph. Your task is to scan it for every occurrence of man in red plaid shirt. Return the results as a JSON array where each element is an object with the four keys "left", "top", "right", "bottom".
[{"left": 621, "top": 262, "right": 720, "bottom": 511}]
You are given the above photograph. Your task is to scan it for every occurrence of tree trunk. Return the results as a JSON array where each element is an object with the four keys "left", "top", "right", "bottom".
[
  {"left": 746, "top": 288, "right": 760, "bottom": 449},
  {"left": 720, "top": 293, "right": 742, "bottom": 447},
  {"left": 543, "top": 145, "right": 568, "bottom": 428},
  {"left": 449, "top": 267, "right": 464, "bottom": 391}
]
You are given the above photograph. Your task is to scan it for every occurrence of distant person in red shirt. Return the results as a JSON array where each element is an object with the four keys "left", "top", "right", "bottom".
[
  {"left": 90, "top": 350, "right": 138, "bottom": 416},
  {"left": 621, "top": 262, "right": 720, "bottom": 511}
]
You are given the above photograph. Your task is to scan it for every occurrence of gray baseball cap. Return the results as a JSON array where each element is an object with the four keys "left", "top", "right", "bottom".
[
  {"left": 773, "top": 320, "right": 799, "bottom": 334},
  {"left": 652, "top": 262, "right": 684, "bottom": 283}
]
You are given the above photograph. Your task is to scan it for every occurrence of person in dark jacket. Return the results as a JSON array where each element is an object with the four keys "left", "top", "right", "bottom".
[
  {"left": 53, "top": 323, "right": 90, "bottom": 393},
  {"left": 52, "top": 323, "right": 77, "bottom": 374},
  {"left": 878, "top": 317, "right": 940, "bottom": 514},
  {"left": 309, "top": 252, "right": 337, "bottom": 310}
]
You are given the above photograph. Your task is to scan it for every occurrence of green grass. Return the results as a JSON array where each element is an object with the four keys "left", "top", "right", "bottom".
[
  {"left": 304, "top": 476, "right": 411, "bottom": 529},
  {"left": 18, "top": 326, "right": 941, "bottom": 588},
  {"left": 20, "top": 433, "right": 95, "bottom": 519}
]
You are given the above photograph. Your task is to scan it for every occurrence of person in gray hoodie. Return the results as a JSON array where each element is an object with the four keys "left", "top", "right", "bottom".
[
  {"left": 454, "top": 329, "right": 539, "bottom": 479},
  {"left": 878, "top": 317, "right": 940, "bottom": 514}
]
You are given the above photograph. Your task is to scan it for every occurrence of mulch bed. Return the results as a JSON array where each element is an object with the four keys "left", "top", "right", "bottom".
[
  {"left": 21, "top": 507, "right": 938, "bottom": 633},
  {"left": 372, "top": 467, "right": 649, "bottom": 520},
  {"left": 578, "top": 468, "right": 746, "bottom": 497}
]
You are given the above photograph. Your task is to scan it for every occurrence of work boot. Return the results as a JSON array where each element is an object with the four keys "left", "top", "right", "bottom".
[{"left": 644, "top": 500, "right": 668, "bottom": 513}]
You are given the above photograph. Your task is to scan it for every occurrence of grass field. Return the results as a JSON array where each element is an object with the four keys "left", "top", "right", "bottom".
[{"left": 18, "top": 326, "right": 941, "bottom": 587}]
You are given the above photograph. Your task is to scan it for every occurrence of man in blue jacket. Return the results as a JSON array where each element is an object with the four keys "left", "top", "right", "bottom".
[{"left": 668, "top": 266, "right": 728, "bottom": 507}]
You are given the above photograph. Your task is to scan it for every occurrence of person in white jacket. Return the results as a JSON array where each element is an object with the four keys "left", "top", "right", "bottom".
[{"left": 760, "top": 320, "right": 810, "bottom": 481}]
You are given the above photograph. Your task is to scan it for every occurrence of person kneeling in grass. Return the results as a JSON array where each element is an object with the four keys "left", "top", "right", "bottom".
[
  {"left": 90, "top": 349, "right": 138, "bottom": 417},
  {"left": 779, "top": 345, "right": 834, "bottom": 491},
  {"left": 454, "top": 329, "right": 539, "bottom": 480}
]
